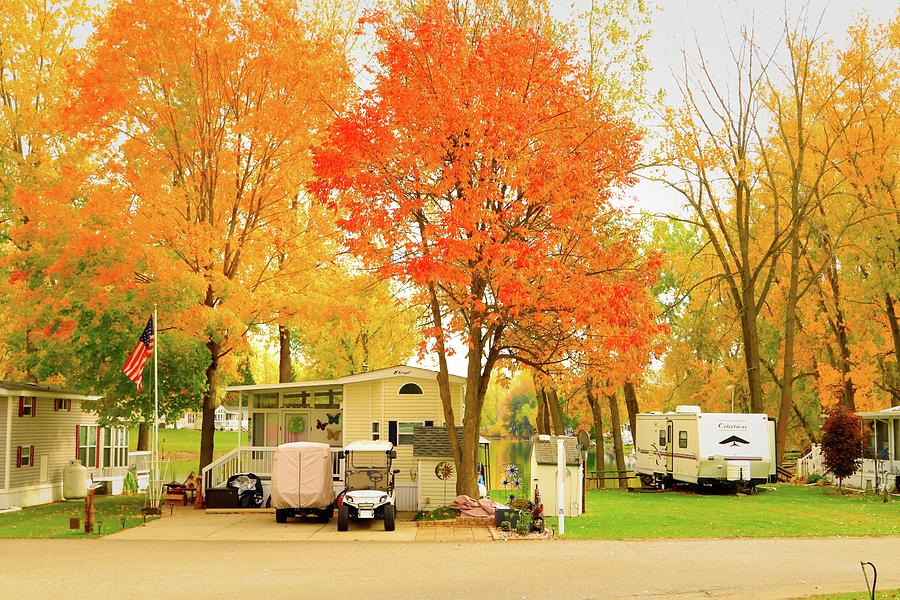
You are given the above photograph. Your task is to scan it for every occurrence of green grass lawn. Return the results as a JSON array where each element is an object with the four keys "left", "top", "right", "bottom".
[
  {"left": 0, "top": 495, "right": 155, "bottom": 538},
  {"left": 128, "top": 427, "right": 248, "bottom": 454},
  {"left": 802, "top": 590, "right": 900, "bottom": 599},
  {"left": 547, "top": 485, "right": 900, "bottom": 539},
  {"left": 129, "top": 428, "right": 249, "bottom": 482}
]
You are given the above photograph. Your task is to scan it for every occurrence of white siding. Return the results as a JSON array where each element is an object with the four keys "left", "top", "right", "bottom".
[
  {"left": 0, "top": 396, "right": 7, "bottom": 489},
  {"left": 7, "top": 396, "right": 98, "bottom": 490},
  {"left": 417, "top": 457, "right": 458, "bottom": 508}
]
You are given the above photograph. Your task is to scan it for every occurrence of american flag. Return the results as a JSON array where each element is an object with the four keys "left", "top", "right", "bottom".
[{"left": 122, "top": 317, "right": 154, "bottom": 393}]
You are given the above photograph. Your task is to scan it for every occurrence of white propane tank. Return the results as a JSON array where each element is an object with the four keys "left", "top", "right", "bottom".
[
  {"left": 726, "top": 460, "right": 751, "bottom": 482},
  {"left": 63, "top": 460, "right": 89, "bottom": 500}
]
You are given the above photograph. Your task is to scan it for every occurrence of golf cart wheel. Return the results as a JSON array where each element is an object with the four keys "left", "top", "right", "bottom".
[
  {"left": 383, "top": 504, "right": 395, "bottom": 531},
  {"left": 337, "top": 504, "right": 349, "bottom": 531},
  {"left": 275, "top": 509, "right": 289, "bottom": 524},
  {"left": 317, "top": 506, "right": 333, "bottom": 523}
]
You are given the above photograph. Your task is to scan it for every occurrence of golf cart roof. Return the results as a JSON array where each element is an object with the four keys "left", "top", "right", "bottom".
[{"left": 345, "top": 440, "right": 394, "bottom": 452}]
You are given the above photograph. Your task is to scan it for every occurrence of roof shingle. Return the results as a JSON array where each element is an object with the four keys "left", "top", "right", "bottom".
[{"left": 532, "top": 435, "right": 582, "bottom": 465}]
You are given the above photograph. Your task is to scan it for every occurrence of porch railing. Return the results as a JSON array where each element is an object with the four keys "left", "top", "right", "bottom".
[{"left": 202, "top": 446, "right": 344, "bottom": 498}]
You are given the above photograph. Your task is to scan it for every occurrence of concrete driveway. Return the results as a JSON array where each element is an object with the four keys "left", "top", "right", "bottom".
[{"left": 109, "top": 506, "right": 420, "bottom": 542}]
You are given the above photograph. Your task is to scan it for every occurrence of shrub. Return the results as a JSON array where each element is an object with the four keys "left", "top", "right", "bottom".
[
  {"left": 806, "top": 473, "right": 822, "bottom": 485},
  {"left": 515, "top": 510, "right": 533, "bottom": 535},
  {"left": 821, "top": 405, "right": 864, "bottom": 489},
  {"left": 500, "top": 520, "right": 511, "bottom": 531}
]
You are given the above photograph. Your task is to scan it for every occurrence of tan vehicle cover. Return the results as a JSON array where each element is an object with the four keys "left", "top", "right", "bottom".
[{"left": 271, "top": 442, "right": 335, "bottom": 510}]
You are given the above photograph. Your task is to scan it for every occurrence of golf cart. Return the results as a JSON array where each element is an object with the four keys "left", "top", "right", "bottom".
[{"left": 336, "top": 440, "right": 399, "bottom": 532}]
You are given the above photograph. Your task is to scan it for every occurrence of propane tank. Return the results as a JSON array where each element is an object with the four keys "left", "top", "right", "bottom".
[{"left": 63, "top": 460, "right": 89, "bottom": 500}]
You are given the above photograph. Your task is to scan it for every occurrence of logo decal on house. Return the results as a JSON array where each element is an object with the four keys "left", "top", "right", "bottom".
[{"left": 719, "top": 435, "right": 750, "bottom": 447}]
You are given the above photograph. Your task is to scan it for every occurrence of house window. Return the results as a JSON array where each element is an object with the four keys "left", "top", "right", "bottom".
[
  {"left": 658, "top": 429, "right": 666, "bottom": 447},
  {"left": 17, "top": 445, "right": 34, "bottom": 467},
  {"left": 54, "top": 398, "right": 72, "bottom": 412},
  {"left": 678, "top": 430, "right": 688, "bottom": 449},
  {"left": 398, "top": 422, "right": 416, "bottom": 445},
  {"left": 19, "top": 396, "right": 36, "bottom": 417},
  {"left": 78, "top": 425, "right": 98, "bottom": 468},
  {"left": 103, "top": 428, "right": 129, "bottom": 468},
  {"left": 254, "top": 393, "right": 279, "bottom": 409},
  {"left": 398, "top": 383, "right": 423, "bottom": 395},
  {"left": 371, "top": 422, "right": 380, "bottom": 441}
]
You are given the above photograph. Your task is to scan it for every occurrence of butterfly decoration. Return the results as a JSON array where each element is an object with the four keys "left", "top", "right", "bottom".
[
  {"left": 327, "top": 412, "right": 340, "bottom": 425},
  {"left": 316, "top": 419, "right": 327, "bottom": 430},
  {"left": 326, "top": 428, "right": 340, "bottom": 441}
]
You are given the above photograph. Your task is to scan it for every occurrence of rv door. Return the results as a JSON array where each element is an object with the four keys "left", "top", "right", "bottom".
[{"left": 666, "top": 420, "right": 674, "bottom": 473}]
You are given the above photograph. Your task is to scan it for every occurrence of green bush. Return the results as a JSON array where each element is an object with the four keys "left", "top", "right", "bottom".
[
  {"left": 413, "top": 506, "right": 457, "bottom": 521},
  {"left": 806, "top": 473, "right": 822, "bottom": 485},
  {"left": 515, "top": 509, "right": 533, "bottom": 535}
]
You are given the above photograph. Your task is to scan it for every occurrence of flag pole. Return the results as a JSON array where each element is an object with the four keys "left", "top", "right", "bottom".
[{"left": 152, "top": 304, "right": 159, "bottom": 510}]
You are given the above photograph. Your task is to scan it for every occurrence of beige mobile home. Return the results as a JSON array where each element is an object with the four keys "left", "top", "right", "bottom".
[
  {"left": 208, "top": 366, "right": 465, "bottom": 510},
  {"left": 0, "top": 381, "right": 129, "bottom": 508}
]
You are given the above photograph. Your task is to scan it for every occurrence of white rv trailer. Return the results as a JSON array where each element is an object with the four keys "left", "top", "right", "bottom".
[{"left": 634, "top": 406, "right": 776, "bottom": 488}]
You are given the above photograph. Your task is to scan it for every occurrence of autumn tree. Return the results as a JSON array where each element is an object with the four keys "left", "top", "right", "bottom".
[
  {"left": 820, "top": 405, "right": 864, "bottom": 489},
  {"left": 292, "top": 271, "right": 419, "bottom": 380},
  {"left": 71, "top": 0, "right": 352, "bottom": 469},
  {"left": 314, "top": 1, "right": 649, "bottom": 495}
]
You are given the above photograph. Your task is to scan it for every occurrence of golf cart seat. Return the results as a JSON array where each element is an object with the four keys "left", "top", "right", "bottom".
[{"left": 345, "top": 469, "right": 389, "bottom": 492}]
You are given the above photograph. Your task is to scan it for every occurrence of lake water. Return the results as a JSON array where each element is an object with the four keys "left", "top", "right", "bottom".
[{"left": 485, "top": 438, "right": 635, "bottom": 494}]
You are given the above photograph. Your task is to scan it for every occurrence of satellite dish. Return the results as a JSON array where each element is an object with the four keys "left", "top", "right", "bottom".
[{"left": 577, "top": 429, "right": 591, "bottom": 452}]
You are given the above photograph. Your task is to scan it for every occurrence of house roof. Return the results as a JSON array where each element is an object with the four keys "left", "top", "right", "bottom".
[
  {"left": 532, "top": 436, "right": 582, "bottom": 465},
  {"left": 0, "top": 381, "right": 100, "bottom": 401},
  {"left": 859, "top": 406, "right": 900, "bottom": 418},
  {"left": 412, "top": 426, "right": 489, "bottom": 458},
  {"left": 224, "top": 365, "right": 466, "bottom": 393}
]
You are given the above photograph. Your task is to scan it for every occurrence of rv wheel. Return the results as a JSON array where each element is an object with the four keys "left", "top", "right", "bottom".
[
  {"left": 383, "top": 505, "right": 395, "bottom": 531},
  {"left": 337, "top": 504, "right": 349, "bottom": 531}
]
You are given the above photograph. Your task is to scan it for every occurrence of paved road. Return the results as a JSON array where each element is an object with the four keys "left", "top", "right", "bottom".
[{"left": 0, "top": 536, "right": 897, "bottom": 599}]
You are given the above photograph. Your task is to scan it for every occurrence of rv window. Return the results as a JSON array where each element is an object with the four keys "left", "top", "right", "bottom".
[
  {"left": 678, "top": 430, "right": 688, "bottom": 449},
  {"left": 658, "top": 429, "right": 666, "bottom": 446}
]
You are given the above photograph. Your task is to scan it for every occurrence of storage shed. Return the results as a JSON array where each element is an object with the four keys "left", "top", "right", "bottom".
[
  {"left": 530, "top": 435, "right": 583, "bottom": 517},
  {"left": 412, "top": 426, "right": 490, "bottom": 509}
]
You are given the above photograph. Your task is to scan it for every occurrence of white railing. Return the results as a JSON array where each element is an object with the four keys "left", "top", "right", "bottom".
[
  {"left": 202, "top": 447, "right": 344, "bottom": 498},
  {"left": 129, "top": 450, "right": 152, "bottom": 475},
  {"left": 794, "top": 444, "right": 822, "bottom": 480}
]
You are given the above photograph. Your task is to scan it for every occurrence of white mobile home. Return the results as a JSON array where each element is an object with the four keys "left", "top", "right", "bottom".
[
  {"left": 206, "top": 366, "right": 466, "bottom": 511},
  {"left": 0, "top": 382, "right": 130, "bottom": 508},
  {"left": 634, "top": 406, "right": 774, "bottom": 488}
]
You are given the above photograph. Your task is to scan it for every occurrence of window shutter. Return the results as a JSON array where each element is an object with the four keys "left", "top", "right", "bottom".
[
  {"left": 67, "top": 400, "right": 72, "bottom": 412},
  {"left": 76, "top": 425, "right": 81, "bottom": 460},
  {"left": 54, "top": 399, "right": 58, "bottom": 412},
  {"left": 96, "top": 426, "right": 101, "bottom": 468},
  {"left": 31, "top": 398, "right": 36, "bottom": 417},
  {"left": 424, "top": 420, "right": 434, "bottom": 427},
  {"left": 30, "top": 445, "right": 35, "bottom": 467},
  {"left": 18, "top": 396, "right": 23, "bottom": 417},
  {"left": 16, "top": 446, "right": 22, "bottom": 468},
  {"left": 388, "top": 421, "right": 398, "bottom": 446}
]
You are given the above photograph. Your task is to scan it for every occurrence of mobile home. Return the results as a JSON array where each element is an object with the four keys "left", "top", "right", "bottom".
[{"left": 634, "top": 406, "right": 774, "bottom": 488}]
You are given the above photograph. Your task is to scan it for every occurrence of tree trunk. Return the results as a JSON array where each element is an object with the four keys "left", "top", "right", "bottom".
[
  {"left": 775, "top": 231, "right": 801, "bottom": 468},
  {"left": 547, "top": 386, "right": 565, "bottom": 435},
  {"left": 136, "top": 421, "right": 149, "bottom": 452},
  {"left": 623, "top": 381, "right": 639, "bottom": 441},
  {"left": 535, "top": 386, "right": 548, "bottom": 435},
  {"left": 742, "top": 298, "right": 765, "bottom": 413},
  {"left": 586, "top": 378, "right": 604, "bottom": 489},
  {"left": 278, "top": 325, "right": 292, "bottom": 383},
  {"left": 199, "top": 340, "right": 220, "bottom": 471},
  {"left": 607, "top": 393, "right": 627, "bottom": 488},
  {"left": 885, "top": 293, "right": 900, "bottom": 407}
]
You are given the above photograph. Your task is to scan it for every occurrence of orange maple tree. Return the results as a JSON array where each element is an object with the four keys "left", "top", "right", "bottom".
[
  {"left": 69, "top": 0, "right": 351, "bottom": 468},
  {"left": 314, "top": 1, "right": 653, "bottom": 495}
]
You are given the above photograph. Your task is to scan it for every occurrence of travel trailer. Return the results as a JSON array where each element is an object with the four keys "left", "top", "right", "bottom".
[{"left": 634, "top": 406, "right": 775, "bottom": 488}]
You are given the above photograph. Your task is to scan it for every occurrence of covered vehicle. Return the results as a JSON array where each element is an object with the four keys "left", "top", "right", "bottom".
[
  {"left": 337, "top": 440, "right": 399, "bottom": 532},
  {"left": 271, "top": 442, "right": 335, "bottom": 523}
]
